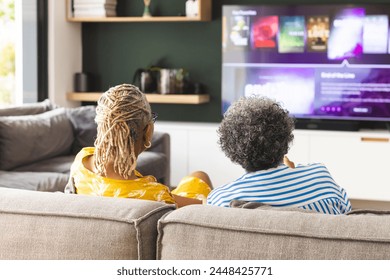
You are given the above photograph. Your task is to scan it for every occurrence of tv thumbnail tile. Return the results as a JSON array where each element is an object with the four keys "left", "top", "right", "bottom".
[
  {"left": 278, "top": 16, "right": 305, "bottom": 53},
  {"left": 363, "top": 15, "right": 388, "bottom": 54},
  {"left": 327, "top": 8, "right": 365, "bottom": 60},
  {"left": 251, "top": 16, "right": 278, "bottom": 49},
  {"left": 229, "top": 15, "right": 250, "bottom": 47},
  {"left": 306, "top": 16, "right": 330, "bottom": 52}
]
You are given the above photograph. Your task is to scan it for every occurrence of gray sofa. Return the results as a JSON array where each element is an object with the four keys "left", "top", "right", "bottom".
[
  {"left": 0, "top": 100, "right": 170, "bottom": 191},
  {"left": 1, "top": 186, "right": 390, "bottom": 260}
]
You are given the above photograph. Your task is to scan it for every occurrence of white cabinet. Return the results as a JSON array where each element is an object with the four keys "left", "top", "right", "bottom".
[
  {"left": 287, "top": 130, "right": 390, "bottom": 201},
  {"left": 284, "top": 130, "right": 390, "bottom": 201},
  {"left": 286, "top": 132, "right": 310, "bottom": 164},
  {"left": 156, "top": 122, "right": 390, "bottom": 201},
  {"left": 187, "top": 127, "right": 244, "bottom": 187},
  {"left": 155, "top": 122, "right": 244, "bottom": 187},
  {"left": 307, "top": 131, "right": 390, "bottom": 201}
]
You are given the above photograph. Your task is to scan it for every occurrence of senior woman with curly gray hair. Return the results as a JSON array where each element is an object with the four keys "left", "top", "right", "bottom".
[{"left": 207, "top": 96, "right": 352, "bottom": 215}]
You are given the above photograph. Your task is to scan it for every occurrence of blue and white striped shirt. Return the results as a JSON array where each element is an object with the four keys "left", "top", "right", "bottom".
[{"left": 207, "top": 163, "right": 352, "bottom": 215}]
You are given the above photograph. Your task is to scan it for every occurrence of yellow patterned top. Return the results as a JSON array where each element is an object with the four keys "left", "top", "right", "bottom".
[
  {"left": 171, "top": 176, "right": 212, "bottom": 203},
  {"left": 70, "top": 147, "right": 175, "bottom": 204}
]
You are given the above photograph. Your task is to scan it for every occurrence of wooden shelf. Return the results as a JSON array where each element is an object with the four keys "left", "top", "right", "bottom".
[
  {"left": 67, "top": 92, "right": 210, "bottom": 104},
  {"left": 145, "top": 94, "right": 210, "bottom": 104},
  {"left": 66, "top": 0, "right": 211, "bottom": 22},
  {"left": 67, "top": 16, "right": 208, "bottom": 23},
  {"left": 67, "top": 92, "right": 102, "bottom": 102}
]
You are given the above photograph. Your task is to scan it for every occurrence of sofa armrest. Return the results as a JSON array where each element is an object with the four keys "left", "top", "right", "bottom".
[
  {"left": 150, "top": 131, "right": 170, "bottom": 154},
  {"left": 149, "top": 131, "right": 170, "bottom": 185}
]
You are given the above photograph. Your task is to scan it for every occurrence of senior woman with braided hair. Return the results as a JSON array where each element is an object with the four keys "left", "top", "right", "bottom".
[
  {"left": 65, "top": 84, "right": 212, "bottom": 207},
  {"left": 207, "top": 96, "right": 352, "bottom": 215}
]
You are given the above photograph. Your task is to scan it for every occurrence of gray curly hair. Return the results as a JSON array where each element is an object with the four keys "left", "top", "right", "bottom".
[{"left": 218, "top": 96, "right": 295, "bottom": 172}]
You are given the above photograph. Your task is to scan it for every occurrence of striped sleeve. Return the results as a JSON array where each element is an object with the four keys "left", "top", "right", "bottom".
[{"left": 207, "top": 163, "right": 352, "bottom": 215}]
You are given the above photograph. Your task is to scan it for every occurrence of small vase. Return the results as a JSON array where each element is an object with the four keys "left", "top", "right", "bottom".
[{"left": 143, "top": 1, "right": 152, "bottom": 17}]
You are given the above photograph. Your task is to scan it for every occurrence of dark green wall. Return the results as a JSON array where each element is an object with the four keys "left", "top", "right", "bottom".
[{"left": 82, "top": 0, "right": 386, "bottom": 123}]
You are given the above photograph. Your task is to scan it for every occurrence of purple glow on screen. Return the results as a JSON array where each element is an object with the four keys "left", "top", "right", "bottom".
[
  {"left": 328, "top": 8, "right": 364, "bottom": 60},
  {"left": 222, "top": 5, "right": 390, "bottom": 121}
]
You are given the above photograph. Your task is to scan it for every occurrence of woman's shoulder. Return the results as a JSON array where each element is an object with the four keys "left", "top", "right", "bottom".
[
  {"left": 72, "top": 147, "right": 94, "bottom": 166},
  {"left": 77, "top": 147, "right": 95, "bottom": 157}
]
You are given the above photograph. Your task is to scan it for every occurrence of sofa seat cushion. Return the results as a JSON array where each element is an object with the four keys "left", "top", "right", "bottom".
[
  {"left": 0, "top": 187, "right": 175, "bottom": 259},
  {"left": 157, "top": 205, "right": 390, "bottom": 260},
  {"left": 12, "top": 155, "right": 75, "bottom": 174},
  {"left": 137, "top": 151, "right": 167, "bottom": 183},
  {"left": 0, "top": 108, "right": 74, "bottom": 170},
  {"left": 0, "top": 171, "right": 68, "bottom": 192}
]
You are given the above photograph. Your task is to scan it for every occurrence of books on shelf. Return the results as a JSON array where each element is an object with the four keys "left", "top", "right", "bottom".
[
  {"left": 74, "top": 8, "right": 116, "bottom": 17},
  {"left": 74, "top": 4, "right": 116, "bottom": 9},
  {"left": 74, "top": 0, "right": 116, "bottom": 4},
  {"left": 73, "top": 0, "right": 117, "bottom": 18}
]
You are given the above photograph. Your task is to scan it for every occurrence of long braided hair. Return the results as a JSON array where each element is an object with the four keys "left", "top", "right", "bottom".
[{"left": 94, "top": 84, "right": 152, "bottom": 179}]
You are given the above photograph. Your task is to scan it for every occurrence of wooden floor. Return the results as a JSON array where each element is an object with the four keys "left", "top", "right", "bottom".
[{"left": 350, "top": 199, "right": 390, "bottom": 210}]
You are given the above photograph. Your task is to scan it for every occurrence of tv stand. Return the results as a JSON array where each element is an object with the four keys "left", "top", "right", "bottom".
[{"left": 295, "top": 119, "right": 360, "bottom": 131}]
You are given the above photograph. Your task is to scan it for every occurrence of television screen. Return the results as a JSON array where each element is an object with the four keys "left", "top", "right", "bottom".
[{"left": 222, "top": 4, "right": 390, "bottom": 123}]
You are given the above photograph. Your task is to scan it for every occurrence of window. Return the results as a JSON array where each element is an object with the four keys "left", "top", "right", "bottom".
[
  {"left": 0, "top": 0, "right": 15, "bottom": 106},
  {"left": 0, "top": 0, "right": 47, "bottom": 107}
]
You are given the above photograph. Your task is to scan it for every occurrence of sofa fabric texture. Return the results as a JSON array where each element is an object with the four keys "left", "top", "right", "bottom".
[
  {"left": 66, "top": 105, "right": 97, "bottom": 154},
  {"left": 0, "top": 171, "right": 68, "bottom": 192},
  {"left": 0, "top": 108, "right": 74, "bottom": 170},
  {"left": 1, "top": 187, "right": 389, "bottom": 260},
  {"left": 0, "top": 101, "right": 171, "bottom": 191},
  {"left": 0, "top": 99, "right": 54, "bottom": 117},
  {"left": 157, "top": 205, "right": 390, "bottom": 260},
  {"left": 0, "top": 187, "right": 175, "bottom": 260}
]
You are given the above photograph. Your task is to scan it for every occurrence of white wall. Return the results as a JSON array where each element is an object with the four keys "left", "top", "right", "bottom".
[{"left": 48, "top": 0, "right": 81, "bottom": 107}]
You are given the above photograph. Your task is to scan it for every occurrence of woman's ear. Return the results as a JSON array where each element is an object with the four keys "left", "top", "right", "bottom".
[{"left": 143, "top": 123, "right": 154, "bottom": 148}]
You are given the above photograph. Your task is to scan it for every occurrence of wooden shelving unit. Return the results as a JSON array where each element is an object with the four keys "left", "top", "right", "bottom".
[
  {"left": 66, "top": 0, "right": 212, "bottom": 105},
  {"left": 67, "top": 92, "right": 210, "bottom": 104},
  {"left": 66, "top": 0, "right": 211, "bottom": 22}
]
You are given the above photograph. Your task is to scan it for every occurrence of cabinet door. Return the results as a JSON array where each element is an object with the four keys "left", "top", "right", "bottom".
[
  {"left": 309, "top": 134, "right": 390, "bottom": 201},
  {"left": 287, "top": 131, "right": 310, "bottom": 165},
  {"left": 188, "top": 128, "right": 245, "bottom": 188}
]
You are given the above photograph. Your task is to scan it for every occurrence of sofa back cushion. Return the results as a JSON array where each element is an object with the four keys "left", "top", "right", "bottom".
[
  {"left": 0, "top": 108, "right": 74, "bottom": 170},
  {"left": 0, "top": 187, "right": 175, "bottom": 259},
  {"left": 157, "top": 205, "right": 390, "bottom": 260},
  {"left": 66, "top": 106, "right": 97, "bottom": 154},
  {"left": 0, "top": 99, "right": 55, "bottom": 116}
]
